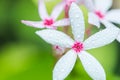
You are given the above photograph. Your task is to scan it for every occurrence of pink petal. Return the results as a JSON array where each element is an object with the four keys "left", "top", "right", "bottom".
[
  {"left": 53, "top": 18, "right": 70, "bottom": 27},
  {"left": 51, "top": 2, "right": 65, "bottom": 20},
  {"left": 21, "top": 20, "right": 44, "bottom": 28},
  {"left": 38, "top": 0, "right": 49, "bottom": 20}
]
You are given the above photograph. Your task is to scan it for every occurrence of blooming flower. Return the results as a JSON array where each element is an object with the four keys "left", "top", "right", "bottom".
[
  {"left": 36, "top": 3, "right": 119, "bottom": 80},
  {"left": 21, "top": 0, "right": 69, "bottom": 29},
  {"left": 88, "top": 0, "right": 120, "bottom": 28}
]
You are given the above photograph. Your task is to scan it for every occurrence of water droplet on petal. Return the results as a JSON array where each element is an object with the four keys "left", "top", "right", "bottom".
[{"left": 75, "top": 15, "right": 79, "bottom": 18}]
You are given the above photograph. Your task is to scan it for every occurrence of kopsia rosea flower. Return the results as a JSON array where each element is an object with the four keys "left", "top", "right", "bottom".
[
  {"left": 21, "top": 0, "right": 71, "bottom": 54},
  {"left": 21, "top": 0, "right": 70, "bottom": 29},
  {"left": 36, "top": 3, "right": 119, "bottom": 80}
]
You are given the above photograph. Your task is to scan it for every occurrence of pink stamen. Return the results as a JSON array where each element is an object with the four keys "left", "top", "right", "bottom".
[
  {"left": 95, "top": 11, "right": 105, "bottom": 19},
  {"left": 43, "top": 18, "right": 54, "bottom": 27},
  {"left": 72, "top": 41, "right": 84, "bottom": 53}
]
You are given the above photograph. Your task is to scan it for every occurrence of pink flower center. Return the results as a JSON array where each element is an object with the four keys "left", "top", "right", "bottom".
[
  {"left": 43, "top": 18, "right": 54, "bottom": 26},
  {"left": 95, "top": 11, "right": 105, "bottom": 19},
  {"left": 66, "top": 0, "right": 76, "bottom": 6},
  {"left": 72, "top": 42, "right": 84, "bottom": 53}
]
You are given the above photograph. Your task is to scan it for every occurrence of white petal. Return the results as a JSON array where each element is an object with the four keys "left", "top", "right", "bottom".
[
  {"left": 21, "top": 20, "right": 44, "bottom": 28},
  {"left": 88, "top": 12, "right": 100, "bottom": 28},
  {"left": 102, "top": 22, "right": 120, "bottom": 43},
  {"left": 51, "top": 2, "right": 65, "bottom": 20},
  {"left": 53, "top": 18, "right": 70, "bottom": 27},
  {"left": 117, "top": 33, "right": 120, "bottom": 42},
  {"left": 69, "top": 3, "right": 85, "bottom": 42},
  {"left": 53, "top": 50, "right": 77, "bottom": 80},
  {"left": 38, "top": 0, "right": 49, "bottom": 20},
  {"left": 78, "top": 0, "right": 94, "bottom": 11},
  {"left": 76, "top": 0, "right": 83, "bottom": 3},
  {"left": 105, "top": 9, "right": 120, "bottom": 24},
  {"left": 36, "top": 29, "right": 74, "bottom": 48},
  {"left": 78, "top": 51, "right": 106, "bottom": 80},
  {"left": 84, "top": 27, "right": 119, "bottom": 50},
  {"left": 94, "top": 0, "right": 112, "bottom": 13},
  {"left": 82, "top": 0, "right": 95, "bottom": 11},
  {"left": 101, "top": 20, "right": 118, "bottom": 28}
]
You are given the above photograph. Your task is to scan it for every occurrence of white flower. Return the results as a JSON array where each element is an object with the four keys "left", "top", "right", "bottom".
[
  {"left": 21, "top": 0, "right": 70, "bottom": 29},
  {"left": 88, "top": 0, "right": 120, "bottom": 28},
  {"left": 21, "top": 0, "right": 69, "bottom": 54},
  {"left": 36, "top": 3, "right": 119, "bottom": 80}
]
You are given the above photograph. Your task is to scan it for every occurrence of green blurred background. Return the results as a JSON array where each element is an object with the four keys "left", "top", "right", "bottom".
[{"left": 0, "top": 0, "right": 120, "bottom": 80}]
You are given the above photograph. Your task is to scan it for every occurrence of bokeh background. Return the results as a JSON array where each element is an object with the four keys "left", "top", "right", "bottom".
[{"left": 0, "top": 0, "right": 120, "bottom": 80}]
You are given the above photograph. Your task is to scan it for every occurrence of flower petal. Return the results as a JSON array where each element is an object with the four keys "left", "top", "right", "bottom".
[
  {"left": 69, "top": 3, "right": 85, "bottom": 42},
  {"left": 53, "top": 50, "right": 77, "bottom": 80},
  {"left": 105, "top": 9, "right": 120, "bottom": 24},
  {"left": 116, "top": 33, "right": 120, "bottom": 43},
  {"left": 88, "top": 12, "right": 100, "bottom": 28},
  {"left": 102, "top": 22, "right": 120, "bottom": 42},
  {"left": 82, "top": 0, "right": 94, "bottom": 11},
  {"left": 53, "top": 18, "right": 70, "bottom": 27},
  {"left": 101, "top": 20, "right": 118, "bottom": 28},
  {"left": 84, "top": 27, "right": 119, "bottom": 50},
  {"left": 94, "top": 0, "right": 112, "bottom": 13},
  {"left": 21, "top": 20, "right": 44, "bottom": 28},
  {"left": 78, "top": 51, "right": 106, "bottom": 80},
  {"left": 51, "top": 2, "right": 65, "bottom": 20},
  {"left": 36, "top": 29, "right": 74, "bottom": 48},
  {"left": 38, "top": 0, "right": 49, "bottom": 20}
]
